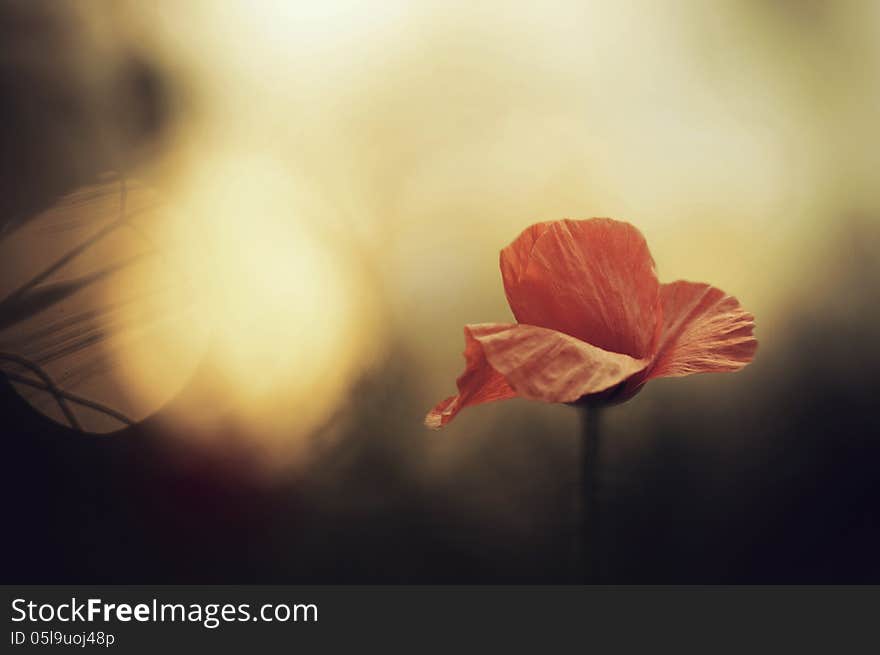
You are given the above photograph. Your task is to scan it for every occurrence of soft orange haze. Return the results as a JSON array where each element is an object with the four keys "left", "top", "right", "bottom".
[{"left": 3, "top": 1, "right": 879, "bottom": 470}]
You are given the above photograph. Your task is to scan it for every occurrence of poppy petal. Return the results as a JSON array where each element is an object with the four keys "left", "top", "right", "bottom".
[
  {"left": 646, "top": 281, "right": 757, "bottom": 380},
  {"left": 502, "top": 219, "right": 660, "bottom": 358},
  {"left": 425, "top": 324, "right": 518, "bottom": 429},
  {"left": 477, "top": 323, "right": 648, "bottom": 402},
  {"left": 499, "top": 221, "right": 551, "bottom": 292},
  {"left": 425, "top": 323, "right": 647, "bottom": 428}
]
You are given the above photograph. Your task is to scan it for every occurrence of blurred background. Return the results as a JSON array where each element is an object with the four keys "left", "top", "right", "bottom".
[{"left": 1, "top": 0, "right": 879, "bottom": 582}]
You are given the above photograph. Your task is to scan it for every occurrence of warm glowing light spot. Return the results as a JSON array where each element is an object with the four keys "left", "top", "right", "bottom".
[{"left": 116, "top": 153, "right": 381, "bottom": 463}]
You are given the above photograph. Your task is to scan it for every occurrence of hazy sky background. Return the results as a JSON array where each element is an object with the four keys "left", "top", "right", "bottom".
[
  {"left": 4, "top": 0, "right": 880, "bottom": 468},
  {"left": 144, "top": 0, "right": 880, "bottom": 461}
]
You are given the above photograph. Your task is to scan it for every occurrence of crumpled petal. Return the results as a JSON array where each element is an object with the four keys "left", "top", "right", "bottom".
[
  {"left": 425, "top": 324, "right": 517, "bottom": 429},
  {"left": 646, "top": 281, "right": 757, "bottom": 380},
  {"left": 425, "top": 322, "right": 647, "bottom": 429},
  {"left": 501, "top": 219, "right": 660, "bottom": 358},
  {"left": 478, "top": 323, "right": 649, "bottom": 401},
  {"left": 499, "top": 221, "right": 551, "bottom": 294}
]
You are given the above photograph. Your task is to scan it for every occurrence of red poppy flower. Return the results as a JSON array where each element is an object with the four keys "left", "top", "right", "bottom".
[{"left": 425, "top": 218, "right": 757, "bottom": 428}]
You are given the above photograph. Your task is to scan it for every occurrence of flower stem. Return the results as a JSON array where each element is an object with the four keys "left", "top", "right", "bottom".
[{"left": 579, "top": 406, "right": 602, "bottom": 584}]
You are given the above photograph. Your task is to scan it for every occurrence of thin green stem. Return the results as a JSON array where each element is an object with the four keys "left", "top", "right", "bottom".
[{"left": 579, "top": 406, "right": 602, "bottom": 584}]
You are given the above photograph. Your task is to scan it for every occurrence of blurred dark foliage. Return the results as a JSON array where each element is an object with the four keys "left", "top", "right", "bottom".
[{"left": 0, "top": 1, "right": 168, "bottom": 237}]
